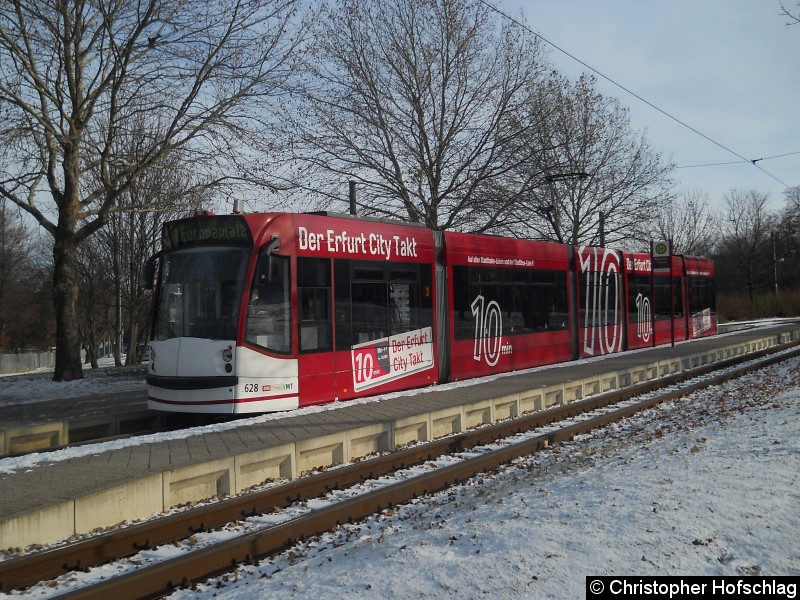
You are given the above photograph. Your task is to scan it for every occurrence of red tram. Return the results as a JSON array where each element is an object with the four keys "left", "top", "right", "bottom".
[{"left": 145, "top": 211, "right": 716, "bottom": 413}]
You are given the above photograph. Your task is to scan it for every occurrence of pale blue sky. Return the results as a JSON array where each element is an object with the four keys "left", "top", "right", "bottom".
[{"left": 499, "top": 0, "right": 800, "bottom": 209}]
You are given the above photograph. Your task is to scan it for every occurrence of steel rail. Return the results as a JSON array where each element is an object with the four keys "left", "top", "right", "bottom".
[{"left": 2, "top": 342, "right": 799, "bottom": 596}]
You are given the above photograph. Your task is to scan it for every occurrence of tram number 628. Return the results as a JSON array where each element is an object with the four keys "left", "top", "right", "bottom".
[{"left": 471, "top": 295, "right": 502, "bottom": 367}]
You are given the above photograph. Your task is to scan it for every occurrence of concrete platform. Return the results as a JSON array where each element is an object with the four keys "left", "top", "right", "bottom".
[
  {"left": 1, "top": 323, "right": 799, "bottom": 549},
  {"left": 0, "top": 383, "right": 153, "bottom": 456}
]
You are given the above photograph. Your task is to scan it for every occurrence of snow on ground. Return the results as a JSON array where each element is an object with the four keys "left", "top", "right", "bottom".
[
  {"left": 157, "top": 357, "right": 798, "bottom": 600},
  {"left": 1, "top": 324, "right": 798, "bottom": 598},
  {"left": 6, "top": 354, "right": 795, "bottom": 599},
  {"left": 0, "top": 357, "right": 147, "bottom": 406}
]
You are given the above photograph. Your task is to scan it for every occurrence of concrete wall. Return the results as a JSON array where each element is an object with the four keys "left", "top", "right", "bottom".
[{"left": 0, "top": 351, "right": 55, "bottom": 375}]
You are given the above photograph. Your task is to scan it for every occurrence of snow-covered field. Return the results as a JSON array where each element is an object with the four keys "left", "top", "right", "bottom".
[
  {"left": 2, "top": 353, "right": 798, "bottom": 598},
  {"left": 0, "top": 358, "right": 146, "bottom": 407},
  {"left": 166, "top": 358, "right": 799, "bottom": 600}
]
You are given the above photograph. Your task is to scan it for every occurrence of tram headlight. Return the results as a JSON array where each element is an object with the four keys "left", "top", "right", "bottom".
[{"left": 222, "top": 348, "right": 233, "bottom": 362}]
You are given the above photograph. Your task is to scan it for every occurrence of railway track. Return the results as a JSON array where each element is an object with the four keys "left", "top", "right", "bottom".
[{"left": 2, "top": 341, "right": 799, "bottom": 598}]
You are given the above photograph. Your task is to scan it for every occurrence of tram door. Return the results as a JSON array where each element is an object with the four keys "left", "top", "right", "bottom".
[
  {"left": 296, "top": 256, "right": 335, "bottom": 405},
  {"left": 332, "top": 259, "right": 435, "bottom": 402}
]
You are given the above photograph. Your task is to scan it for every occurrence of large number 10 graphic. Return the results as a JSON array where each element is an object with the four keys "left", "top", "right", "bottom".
[
  {"left": 471, "top": 295, "right": 502, "bottom": 366},
  {"left": 636, "top": 293, "right": 652, "bottom": 342},
  {"left": 579, "top": 246, "right": 622, "bottom": 356}
]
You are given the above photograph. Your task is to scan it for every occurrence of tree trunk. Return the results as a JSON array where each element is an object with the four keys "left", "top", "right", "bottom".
[
  {"left": 52, "top": 235, "right": 84, "bottom": 381},
  {"left": 126, "top": 319, "right": 140, "bottom": 366},
  {"left": 111, "top": 212, "right": 123, "bottom": 367},
  {"left": 83, "top": 343, "right": 99, "bottom": 368}
]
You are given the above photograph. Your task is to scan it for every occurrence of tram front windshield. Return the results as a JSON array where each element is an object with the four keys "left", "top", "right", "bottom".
[{"left": 154, "top": 246, "right": 249, "bottom": 341}]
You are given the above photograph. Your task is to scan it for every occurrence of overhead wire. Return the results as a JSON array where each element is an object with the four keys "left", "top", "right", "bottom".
[
  {"left": 677, "top": 151, "right": 800, "bottom": 169},
  {"left": 478, "top": 0, "right": 794, "bottom": 189}
]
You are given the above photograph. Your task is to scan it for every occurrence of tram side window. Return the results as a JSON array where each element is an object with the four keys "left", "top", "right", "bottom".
[
  {"left": 351, "top": 266, "right": 388, "bottom": 344},
  {"left": 709, "top": 278, "right": 716, "bottom": 312},
  {"left": 452, "top": 266, "right": 500, "bottom": 340},
  {"left": 390, "top": 266, "right": 433, "bottom": 336},
  {"left": 297, "top": 257, "right": 332, "bottom": 353},
  {"left": 334, "top": 260, "right": 352, "bottom": 351},
  {"left": 334, "top": 260, "right": 433, "bottom": 350},
  {"left": 653, "top": 276, "right": 670, "bottom": 320},
  {"left": 533, "top": 271, "right": 569, "bottom": 331},
  {"left": 627, "top": 274, "right": 652, "bottom": 322},
  {"left": 452, "top": 266, "right": 568, "bottom": 340},
  {"left": 245, "top": 254, "right": 291, "bottom": 354},
  {"left": 504, "top": 271, "right": 569, "bottom": 334},
  {"left": 673, "top": 276, "right": 684, "bottom": 317},
  {"left": 579, "top": 271, "right": 620, "bottom": 326},
  {"left": 503, "top": 269, "right": 532, "bottom": 334},
  {"left": 688, "top": 276, "right": 713, "bottom": 314},
  {"left": 653, "top": 276, "right": 683, "bottom": 319}
]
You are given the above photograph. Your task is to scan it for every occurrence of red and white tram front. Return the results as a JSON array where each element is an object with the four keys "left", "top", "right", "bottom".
[
  {"left": 146, "top": 212, "right": 438, "bottom": 413},
  {"left": 146, "top": 213, "right": 298, "bottom": 413}
]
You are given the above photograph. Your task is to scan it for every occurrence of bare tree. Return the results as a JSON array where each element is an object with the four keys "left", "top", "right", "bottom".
[
  {"left": 0, "top": 0, "right": 305, "bottom": 380},
  {"left": 0, "top": 217, "right": 55, "bottom": 351},
  {"left": 0, "top": 204, "right": 34, "bottom": 351},
  {"left": 76, "top": 234, "right": 115, "bottom": 368},
  {"left": 718, "top": 189, "right": 774, "bottom": 303},
  {"left": 637, "top": 189, "right": 719, "bottom": 256},
  {"left": 781, "top": 2, "right": 800, "bottom": 25},
  {"left": 784, "top": 185, "right": 800, "bottom": 211},
  {"left": 82, "top": 113, "right": 207, "bottom": 367},
  {"left": 773, "top": 185, "right": 800, "bottom": 290},
  {"left": 512, "top": 74, "right": 674, "bottom": 246},
  {"left": 102, "top": 160, "right": 203, "bottom": 367},
  {"left": 290, "top": 0, "right": 548, "bottom": 231}
]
